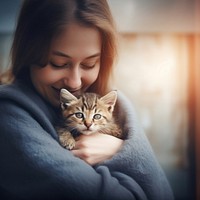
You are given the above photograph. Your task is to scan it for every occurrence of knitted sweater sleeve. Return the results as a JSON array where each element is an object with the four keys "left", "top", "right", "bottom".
[
  {"left": 101, "top": 91, "right": 174, "bottom": 200},
  {"left": 0, "top": 85, "right": 146, "bottom": 200}
]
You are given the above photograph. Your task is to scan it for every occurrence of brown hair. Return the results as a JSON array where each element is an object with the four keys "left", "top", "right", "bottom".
[{"left": 3, "top": 0, "right": 118, "bottom": 95}]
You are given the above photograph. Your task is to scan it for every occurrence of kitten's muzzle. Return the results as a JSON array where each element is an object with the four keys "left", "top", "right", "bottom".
[{"left": 84, "top": 121, "right": 92, "bottom": 129}]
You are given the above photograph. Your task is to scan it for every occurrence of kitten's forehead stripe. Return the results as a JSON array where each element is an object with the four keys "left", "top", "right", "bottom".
[
  {"left": 83, "top": 102, "right": 88, "bottom": 110},
  {"left": 91, "top": 104, "right": 97, "bottom": 110},
  {"left": 81, "top": 105, "right": 85, "bottom": 112},
  {"left": 94, "top": 108, "right": 97, "bottom": 113},
  {"left": 76, "top": 106, "right": 81, "bottom": 111},
  {"left": 82, "top": 94, "right": 98, "bottom": 110},
  {"left": 102, "top": 116, "right": 108, "bottom": 121},
  {"left": 82, "top": 96, "right": 88, "bottom": 110}
]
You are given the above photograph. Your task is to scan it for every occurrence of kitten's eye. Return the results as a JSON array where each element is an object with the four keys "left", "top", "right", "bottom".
[
  {"left": 75, "top": 112, "right": 84, "bottom": 119},
  {"left": 93, "top": 114, "right": 101, "bottom": 120}
]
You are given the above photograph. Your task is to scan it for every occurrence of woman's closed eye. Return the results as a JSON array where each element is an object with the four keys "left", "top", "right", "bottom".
[
  {"left": 81, "top": 63, "right": 96, "bottom": 69},
  {"left": 49, "top": 59, "right": 99, "bottom": 69},
  {"left": 81, "top": 57, "right": 100, "bottom": 69},
  {"left": 50, "top": 61, "right": 71, "bottom": 68}
]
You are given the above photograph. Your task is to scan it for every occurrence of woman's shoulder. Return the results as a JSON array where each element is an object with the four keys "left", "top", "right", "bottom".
[
  {"left": 114, "top": 90, "right": 138, "bottom": 120},
  {"left": 116, "top": 90, "right": 134, "bottom": 108},
  {"left": 0, "top": 81, "right": 32, "bottom": 101},
  {"left": 0, "top": 81, "right": 59, "bottom": 124},
  {"left": 0, "top": 81, "right": 39, "bottom": 113},
  {"left": 1, "top": 80, "right": 46, "bottom": 107},
  {"left": 0, "top": 81, "right": 39, "bottom": 116}
]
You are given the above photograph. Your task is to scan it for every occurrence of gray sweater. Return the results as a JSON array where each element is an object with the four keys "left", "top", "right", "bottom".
[{"left": 0, "top": 81, "right": 174, "bottom": 200}]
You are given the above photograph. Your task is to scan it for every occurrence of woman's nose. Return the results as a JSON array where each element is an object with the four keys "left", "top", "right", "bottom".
[{"left": 64, "top": 68, "right": 82, "bottom": 90}]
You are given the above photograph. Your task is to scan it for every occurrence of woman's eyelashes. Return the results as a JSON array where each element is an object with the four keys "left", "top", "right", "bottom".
[
  {"left": 81, "top": 58, "right": 100, "bottom": 69},
  {"left": 50, "top": 61, "right": 71, "bottom": 68},
  {"left": 49, "top": 61, "right": 97, "bottom": 69},
  {"left": 81, "top": 62, "right": 96, "bottom": 69}
]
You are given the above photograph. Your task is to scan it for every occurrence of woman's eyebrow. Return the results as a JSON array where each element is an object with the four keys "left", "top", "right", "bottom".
[
  {"left": 52, "top": 51, "right": 71, "bottom": 58},
  {"left": 52, "top": 51, "right": 100, "bottom": 59},
  {"left": 85, "top": 53, "right": 101, "bottom": 59}
]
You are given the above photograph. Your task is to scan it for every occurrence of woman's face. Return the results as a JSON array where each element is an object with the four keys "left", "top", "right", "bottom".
[{"left": 31, "top": 23, "right": 101, "bottom": 107}]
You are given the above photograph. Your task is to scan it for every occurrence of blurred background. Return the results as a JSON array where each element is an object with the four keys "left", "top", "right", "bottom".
[{"left": 0, "top": 0, "right": 199, "bottom": 199}]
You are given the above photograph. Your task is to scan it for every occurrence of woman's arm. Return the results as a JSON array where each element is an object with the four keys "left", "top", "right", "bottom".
[
  {"left": 71, "top": 133, "right": 123, "bottom": 165},
  {"left": 0, "top": 100, "right": 146, "bottom": 200}
]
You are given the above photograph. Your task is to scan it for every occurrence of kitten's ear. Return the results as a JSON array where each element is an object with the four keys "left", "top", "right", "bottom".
[
  {"left": 60, "top": 89, "right": 77, "bottom": 110},
  {"left": 100, "top": 90, "right": 117, "bottom": 112}
]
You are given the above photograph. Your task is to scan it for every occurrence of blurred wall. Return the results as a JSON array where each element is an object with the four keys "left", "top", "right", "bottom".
[
  {"left": 0, "top": 0, "right": 21, "bottom": 72},
  {"left": 108, "top": 0, "right": 199, "bottom": 33}
]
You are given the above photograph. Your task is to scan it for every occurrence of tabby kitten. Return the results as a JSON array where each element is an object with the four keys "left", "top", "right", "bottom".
[{"left": 57, "top": 89, "right": 123, "bottom": 150}]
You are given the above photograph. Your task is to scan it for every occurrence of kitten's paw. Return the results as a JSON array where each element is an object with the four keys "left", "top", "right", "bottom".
[
  {"left": 59, "top": 136, "right": 76, "bottom": 150},
  {"left": 66, "top": 138, "right": 76, "bottom": 150}
]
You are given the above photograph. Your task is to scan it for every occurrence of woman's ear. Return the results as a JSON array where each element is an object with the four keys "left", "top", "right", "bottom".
[{"left": 100, "top": 90, "right": 117, "bottom": 112}]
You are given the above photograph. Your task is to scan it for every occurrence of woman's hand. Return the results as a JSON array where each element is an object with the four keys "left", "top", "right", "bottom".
[{"left": 71, "top": 133, "right": 123, "bottom": 165}]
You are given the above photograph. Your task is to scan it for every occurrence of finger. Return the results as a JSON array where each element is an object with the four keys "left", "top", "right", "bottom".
[
  {"left": 71, "top": 149, "right": 88, "bottom": 161},
  {"left": 71, "top": 150, "right": 85, "bottom": 162},
  {"left": 71, "top": 149, "right": 94, "bottom": 165},
  {"left": 71, "top": 149, "right": 81, "bottom": 156},
  {"left": 72, "top": 135, "right": 92, "bottom": 150},
  {"left": 72, "top": 140, "right": 83, "bottom": 150}
]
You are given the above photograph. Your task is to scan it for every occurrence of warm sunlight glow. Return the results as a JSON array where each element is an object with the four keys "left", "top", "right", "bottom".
[{"left": 115, "top": 34, "right": 189, "bottom": 168}]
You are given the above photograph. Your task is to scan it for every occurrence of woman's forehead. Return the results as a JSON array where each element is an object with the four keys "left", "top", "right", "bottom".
[{"left": 50, "top": 23, "right": 102, "bottom": 60}]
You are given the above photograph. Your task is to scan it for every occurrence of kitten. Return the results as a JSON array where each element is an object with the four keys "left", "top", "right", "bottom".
[{"left": 57, "top": 89, "right": 123, "bottom": 150}]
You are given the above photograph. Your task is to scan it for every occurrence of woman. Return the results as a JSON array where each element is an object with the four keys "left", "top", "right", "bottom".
[{"left": 0, "top": 0, "right": 174, "bottom": 199}]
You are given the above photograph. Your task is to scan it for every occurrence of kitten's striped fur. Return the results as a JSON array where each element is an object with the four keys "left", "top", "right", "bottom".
[{"left": 57, "top": 89, "right": 123, "bottom": 150}]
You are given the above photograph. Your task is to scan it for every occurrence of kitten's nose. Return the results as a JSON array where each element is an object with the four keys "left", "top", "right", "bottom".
[{"left": 84, "top": 121, "right": 92, "bottom": 129}]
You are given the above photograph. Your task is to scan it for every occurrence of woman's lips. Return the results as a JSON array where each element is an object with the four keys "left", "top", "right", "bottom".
[{"left": 52, "top": 87, "right": 60, "bottom": 96}]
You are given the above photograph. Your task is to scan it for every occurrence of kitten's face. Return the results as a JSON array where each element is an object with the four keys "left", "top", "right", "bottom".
[{"left": 60, "top": 89, "right": 117, "bottom": 135}]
